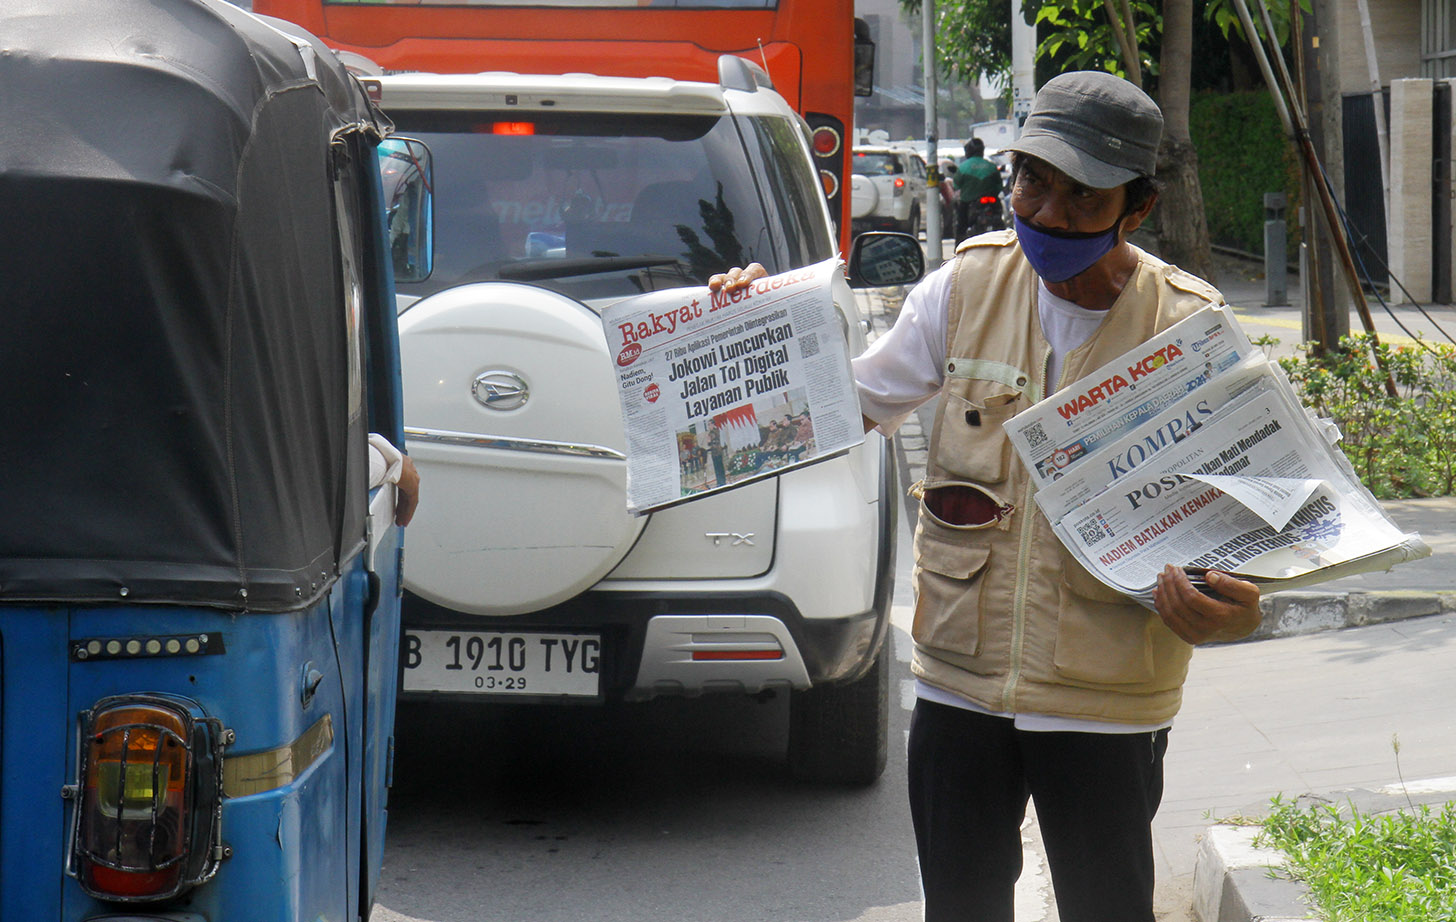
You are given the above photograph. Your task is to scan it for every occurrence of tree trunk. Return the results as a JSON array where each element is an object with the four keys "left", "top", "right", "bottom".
[
  {"left": 1154, "top": 0, "right": 1216, "bottom": 283},
  {"left": 1101, "top": 0, "right": 1142, "bottom": 86}
]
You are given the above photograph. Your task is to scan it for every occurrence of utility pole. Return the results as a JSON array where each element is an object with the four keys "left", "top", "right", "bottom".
[
  {"left": 923, "top": 0, "right": 942, "bottom": 269},
  {"left": 1297, "top": 0, "right": 1347, "bottom": 348},
  {"left": 1010, "top": 0, "right": 1035, "bottom": 124}
]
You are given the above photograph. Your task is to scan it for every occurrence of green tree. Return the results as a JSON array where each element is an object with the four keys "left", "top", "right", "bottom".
[
  {"left": 1031, "top": 0, "right": 1215, "bottom": 279},
  {"left": 1033, "top": 0, "right": 1159, "bottom": 83},
  {"left": 898, "top": 0, "right": 1015, "bottom": 94},
  {"left": 906, "top": 0, "right": 1303, "bottom": 281}
]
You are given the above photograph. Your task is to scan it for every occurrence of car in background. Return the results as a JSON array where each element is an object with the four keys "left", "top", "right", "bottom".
[
  {"left": 850, "top": 146, "right": 925, "bottom": 237},
  {"left": 366, "top": 59, "right": 923, "bottom": 785}
]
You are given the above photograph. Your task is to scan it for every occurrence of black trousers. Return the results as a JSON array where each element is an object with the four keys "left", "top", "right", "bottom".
[{"left": 907, "top": 699, "right": 1169, "bottom": 922}]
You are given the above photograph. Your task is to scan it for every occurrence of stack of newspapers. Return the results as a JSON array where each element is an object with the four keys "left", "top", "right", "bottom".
[{"left": 1006, "top": 305, "right": 1431, "bottom": 606}]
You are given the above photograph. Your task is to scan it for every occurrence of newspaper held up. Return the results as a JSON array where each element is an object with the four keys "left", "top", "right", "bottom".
[
  {"left": 601, "top": 258, "right": 864, "bottom": 515},
  {"left": 1006, "top": 305, "right": 1430, "bottom": 606}
]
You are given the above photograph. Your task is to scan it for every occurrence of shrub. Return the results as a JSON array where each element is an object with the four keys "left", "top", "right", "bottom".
[
  {"left": 1190, "top": 90, "right": 1303, "bottom": 255},
  {"left": 1259, "top": 795, "right": 1456, "bottom": 922},
  {"left": 1275, "top": 334, "right": 1456, "bottom": 498}
]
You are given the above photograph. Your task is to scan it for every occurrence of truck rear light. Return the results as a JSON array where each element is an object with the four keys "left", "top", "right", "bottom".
[
  {"left": 71, "top": 695, "right": 224, "bottom": 903},
  {"left": 805, "top": 113, "right": 845, "bottom": 217},
  {"left": 811, "top": 125, "right": 841, "bottom": 158}
]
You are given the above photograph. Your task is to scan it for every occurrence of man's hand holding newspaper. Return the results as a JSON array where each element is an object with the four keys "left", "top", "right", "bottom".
[
  {"left": 604, "top": 258, "right": 865, "bottom": 514},
  {"left": 1153, "top": 564, "right": 1263, "bottom": 644}
]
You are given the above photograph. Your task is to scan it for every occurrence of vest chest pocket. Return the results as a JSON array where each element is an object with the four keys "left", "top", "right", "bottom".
[{"left": 936, "top": 379, "right": 1024, "bottom": 484}]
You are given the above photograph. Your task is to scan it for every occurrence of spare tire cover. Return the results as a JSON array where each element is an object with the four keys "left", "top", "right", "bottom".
[
  {"left": 850, "top": 174, "right": 878, "bottom": 219},
  {"left": 399, "top": 282, "right": 645, "bottom": 615}
]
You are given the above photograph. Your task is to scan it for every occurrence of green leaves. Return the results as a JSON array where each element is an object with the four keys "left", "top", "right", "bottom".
[
  {"left": 1202, "top": 0, "right": 1312, "bottom": 45},
  {"left": 1189, "top": 89, "right": 1301, "bottom": 254},
  {"left": 897, "top": 0, "right": 1015, "bottom": 90},
  {"left": 1259, "top": 796, "right": 1456, "bottom": 922},
  {"left": 1275, "top": 334, "right": 1456, "bottom": 498},
  {"left": 1031, "top": 0, "right": 1161, "bottom": 79}
]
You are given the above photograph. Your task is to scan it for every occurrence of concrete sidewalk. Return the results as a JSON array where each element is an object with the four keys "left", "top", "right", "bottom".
[{"left": 1158, "top": 613, "right": 1456, "bottom": 922}]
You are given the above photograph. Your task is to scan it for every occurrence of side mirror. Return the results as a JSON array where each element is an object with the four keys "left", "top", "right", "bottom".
[
  {"left": 853, "top": 18, "right": 876, "bottom": 99},
  {"left": 378, "top": 138, "right": 434, "bottom": 283},
  {"left": 846, "top": 232, "right": 924, "bottom": 289}
]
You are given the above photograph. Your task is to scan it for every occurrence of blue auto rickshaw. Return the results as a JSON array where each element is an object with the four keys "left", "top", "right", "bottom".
[{"left": 0, "top": 1, "right": 433, "bottom": 918}]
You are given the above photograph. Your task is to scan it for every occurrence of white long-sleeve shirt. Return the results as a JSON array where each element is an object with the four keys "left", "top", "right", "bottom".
[{"left": 368, "top": 433, "right": 406, "bottom": 489}]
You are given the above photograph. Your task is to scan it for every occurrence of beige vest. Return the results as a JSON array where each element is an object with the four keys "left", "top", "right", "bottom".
[{"left": 911, "top": 230, "right": 1225, "bottom": 724}]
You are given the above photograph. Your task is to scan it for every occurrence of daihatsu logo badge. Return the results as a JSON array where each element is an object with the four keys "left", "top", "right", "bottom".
[{"left": 473, "top": 371, "right": 529, "bottom": 410}]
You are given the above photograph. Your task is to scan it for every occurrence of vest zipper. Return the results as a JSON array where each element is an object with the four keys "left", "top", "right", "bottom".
[{"left": 1001, "top": 343, "right": 1054, "bottom": 713}]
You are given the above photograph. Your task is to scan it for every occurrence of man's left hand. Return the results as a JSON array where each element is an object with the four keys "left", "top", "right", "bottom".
[
  {"left": 707, "top": 263, "right": 767, "bottom": 293},
  {"left": 395, "top": 455, "right": 421, "bottom": 528},
  {"left": 1153, "top": 565, "right": 1262, "bottom": 645}
]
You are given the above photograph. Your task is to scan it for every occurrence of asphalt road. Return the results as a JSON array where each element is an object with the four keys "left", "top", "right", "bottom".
[{"left": 371, "top": 650, "right": 923, "bottom": 922}]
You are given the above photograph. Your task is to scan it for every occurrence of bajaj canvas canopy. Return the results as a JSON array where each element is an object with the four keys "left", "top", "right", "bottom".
[{"left": 0, "top": 0, "right": 388, "bottom": 611}]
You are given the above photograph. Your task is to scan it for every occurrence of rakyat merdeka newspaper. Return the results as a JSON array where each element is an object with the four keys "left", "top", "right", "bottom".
[
  {"left": 599, "top": 258, "right": 864, "bottom": 515},
  {"left": 1006, "top": 305, "right": 1430, "bottom": 606}
]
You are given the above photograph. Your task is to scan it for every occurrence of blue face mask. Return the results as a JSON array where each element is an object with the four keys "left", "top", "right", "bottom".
[{"left": 1013, "top": 214, "right": 1121, "bottom": 283}]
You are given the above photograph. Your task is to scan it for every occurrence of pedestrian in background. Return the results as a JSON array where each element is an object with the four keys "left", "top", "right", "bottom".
[{"left": 712, "top": 70, "right": 1264, "bottom": 922}]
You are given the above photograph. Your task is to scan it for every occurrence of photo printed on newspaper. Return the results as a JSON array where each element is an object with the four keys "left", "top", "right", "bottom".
[{"left": 601, "top": 258, "right": 863, "bottom": 514}]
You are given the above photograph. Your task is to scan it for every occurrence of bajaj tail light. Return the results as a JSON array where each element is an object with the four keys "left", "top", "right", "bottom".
[{"left": 71, "top": 695, "right": 224, "bottom": 902}]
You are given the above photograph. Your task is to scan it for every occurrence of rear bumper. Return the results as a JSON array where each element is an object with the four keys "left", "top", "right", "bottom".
[
  {"left": 401, "top": 588, "right": 884, "bottom": 700},
  {"left": 851, "top": 214, "right": 906, "bottom": 233}
]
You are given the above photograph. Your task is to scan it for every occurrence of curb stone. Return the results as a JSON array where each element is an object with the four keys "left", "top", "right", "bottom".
[
  {"left": 1244, "top": 590, "right": 1456, "bottom": 642},
  {"left": 1192, "top": 825, "right": 1310, "bottom": 922},
  {"left": 1194, "top": 781, "right": 1456, "bottom": 922}
]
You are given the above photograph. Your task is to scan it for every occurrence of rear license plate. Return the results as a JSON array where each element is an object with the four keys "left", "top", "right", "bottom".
[{"left": 402, "top": 630, "right": 601, "bottom": 697}]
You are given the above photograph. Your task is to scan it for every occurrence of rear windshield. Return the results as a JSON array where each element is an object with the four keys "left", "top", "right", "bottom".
[
  {"left": 388, "top": 110, "right": 802, "bottom": 302},
  {"left": 852, "top": 152, "right": 902, "bottom": 176}
]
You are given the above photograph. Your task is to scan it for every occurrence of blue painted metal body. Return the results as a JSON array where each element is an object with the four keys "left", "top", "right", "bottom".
[{"left": 0, "top": 537, "right": 403, "bottom": 921}]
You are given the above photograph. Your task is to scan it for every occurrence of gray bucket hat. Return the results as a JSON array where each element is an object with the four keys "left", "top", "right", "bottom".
[{"left": 1006, "top": 71, "right": 1163, "bottom": 189}]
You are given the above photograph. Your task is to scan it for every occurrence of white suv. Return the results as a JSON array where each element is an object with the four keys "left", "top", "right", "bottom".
[
  {"left": 366, "top": 59, "right": 920, "bottom": 784},
  {"left": 850, "top": 146, "right": 925, "bottom": 238}
]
